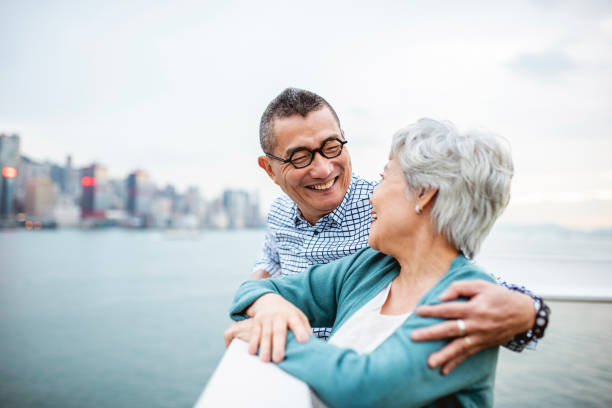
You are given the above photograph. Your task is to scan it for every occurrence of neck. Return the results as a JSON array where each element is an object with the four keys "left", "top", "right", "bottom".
[
  {"left": 389, "top": 225, "right": 459, "bottom": 298},
  {"left": 300, "top": 209, "right": 325, "bottom": 226}
]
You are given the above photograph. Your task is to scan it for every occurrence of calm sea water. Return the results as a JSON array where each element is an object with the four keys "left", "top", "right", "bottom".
[{"left": 0, "top": 228, "right": 611, "bottom": 407}]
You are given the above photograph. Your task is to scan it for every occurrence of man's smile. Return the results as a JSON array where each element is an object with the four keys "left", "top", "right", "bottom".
[{"left": 306, "top": 177, "right": 337, "bottom": 191}]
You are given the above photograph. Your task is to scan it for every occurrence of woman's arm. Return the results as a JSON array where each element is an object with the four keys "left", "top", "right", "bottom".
[
  {"left": 280, "top": 312, "right": 498, "bottom": 408},
  {"left": 230, "top": 247, "right": 373, "bottom": 327},
  {"left": 277, "top": 268, "right": 500, "bottom": 408},
  {"left": 228, "top": 248, "right": 383, "bottom": 361}
]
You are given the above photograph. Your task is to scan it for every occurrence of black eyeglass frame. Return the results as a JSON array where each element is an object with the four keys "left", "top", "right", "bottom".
[{"left": 265, "top": 137, "right": 348, "bottom": 169}]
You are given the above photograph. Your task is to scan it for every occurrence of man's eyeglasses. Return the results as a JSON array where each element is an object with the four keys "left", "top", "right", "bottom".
[{"left": 266, "top": 137, "right": 348, "bottom": 169}]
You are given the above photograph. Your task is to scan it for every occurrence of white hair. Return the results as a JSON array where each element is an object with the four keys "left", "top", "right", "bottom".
[{"left": 390, "top": 118, "right": 514, "bottom": 259}]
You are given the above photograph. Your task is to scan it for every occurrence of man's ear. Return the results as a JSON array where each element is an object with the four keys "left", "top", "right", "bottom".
[{"left": 258, "top": 156, "right": 279, "bottom": 185}]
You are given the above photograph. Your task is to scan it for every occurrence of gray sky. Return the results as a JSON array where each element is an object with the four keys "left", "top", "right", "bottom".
[{"left": 1, "top": 0, "right": 611, "bottom": 229}]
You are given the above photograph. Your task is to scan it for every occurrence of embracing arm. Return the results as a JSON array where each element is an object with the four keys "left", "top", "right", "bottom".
[
  {"left": 230, "top": 257, "right": 349, "bottom": 327},
  {"left": 412, "top": 278, "right": 550, "bottom": 374},
  {"left": 229, "top": 251, "right": 367, "bottom": 361},
  {"left": 494, "top": 276, "right": 550, "bottom": 351},
  {"left": 280, "top": 314, "right": 498, "bottom": 408}
]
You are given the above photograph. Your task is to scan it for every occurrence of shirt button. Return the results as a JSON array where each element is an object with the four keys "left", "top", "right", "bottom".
[{"left": 313, "top": 231, "right": 319, "bottom": 235}]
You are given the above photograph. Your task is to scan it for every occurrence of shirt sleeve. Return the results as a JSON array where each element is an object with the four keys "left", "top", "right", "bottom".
[
  {"left": 494, "top": 275, "right": 543, "bottom": 351},
  {"left": 252, "top": 227, "right": 282, "bottom": 277}
]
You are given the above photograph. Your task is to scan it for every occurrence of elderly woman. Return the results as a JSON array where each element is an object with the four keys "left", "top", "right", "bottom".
[{"left": 228, "top": 118, "right": 513, "bottom": 407}]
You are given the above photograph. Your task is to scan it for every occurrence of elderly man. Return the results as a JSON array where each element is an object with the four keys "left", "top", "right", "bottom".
[{"left": 231, "top": 88, "right": 549, "bottom": 374}]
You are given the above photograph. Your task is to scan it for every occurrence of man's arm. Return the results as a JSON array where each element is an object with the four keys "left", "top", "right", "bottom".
[
  {"left": 411, "top": 279, "right": 550, "bottom": 374},
  {"left": 251, "top": 228, "right": 280, "bottom": 279},
  {"left": 249, "top": 269, "right": 271, "bottom": 280}
]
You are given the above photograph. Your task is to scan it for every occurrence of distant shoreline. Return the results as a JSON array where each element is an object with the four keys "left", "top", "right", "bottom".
[{"left": 543, "top": 295, "right": 612, "bottom": 303}]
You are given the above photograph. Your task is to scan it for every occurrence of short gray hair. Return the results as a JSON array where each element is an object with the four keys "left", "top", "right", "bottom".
[
  {"left": 259, "top": 88, "right": 341, "bottom": 153},
  {"left": 390, "top": 118, "right": 513, "bottom": 259}
]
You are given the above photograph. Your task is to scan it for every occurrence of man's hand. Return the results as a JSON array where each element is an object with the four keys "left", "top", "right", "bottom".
[
  {"left": 242, "top": 293, "right": 312, "bottom": 363},
  {"left": 411, "top": 280, "right": 535, "bottom": 375},
  {"left": 249, "top": 269, "right": 271, "bottom": 280}
]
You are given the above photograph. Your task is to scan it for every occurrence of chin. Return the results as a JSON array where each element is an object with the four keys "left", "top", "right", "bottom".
[{"left": 368, "top": 235, "right": 378, "bottom": 251}]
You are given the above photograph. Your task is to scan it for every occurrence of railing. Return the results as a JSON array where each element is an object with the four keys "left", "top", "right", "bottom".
[{"left": 194, "top": 339, "right": 312, "bottom": 408}]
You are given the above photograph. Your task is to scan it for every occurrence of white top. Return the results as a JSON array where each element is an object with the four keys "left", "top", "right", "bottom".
[{"left": 328, "top": 282, "right": 411, "bottom": 354}]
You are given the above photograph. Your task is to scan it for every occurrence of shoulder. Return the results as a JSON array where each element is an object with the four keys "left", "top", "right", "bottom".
[
  {"left": 332, "top": 247, "right": 398, "bottom": 283},
  {"left": 422, "top": 256, "right": 496, "bottom": 306},
  {"left": 349, "top": 174, "right": 378, "bottom": 200},
  {"left": 446, "top": 257, "right": 496, "bottom": 285},
  {"left": 267, "top": 195, "right": 296, "bottom": 226}
]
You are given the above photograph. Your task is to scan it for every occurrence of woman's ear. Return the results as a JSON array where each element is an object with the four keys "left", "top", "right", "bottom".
[{"left": 418, "top": 188, "right": 438, "bottom": 211}]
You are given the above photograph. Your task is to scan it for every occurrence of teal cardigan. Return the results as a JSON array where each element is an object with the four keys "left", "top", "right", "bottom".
[{"left": 230, "top": 247, "right": 499, "bottom": 408}]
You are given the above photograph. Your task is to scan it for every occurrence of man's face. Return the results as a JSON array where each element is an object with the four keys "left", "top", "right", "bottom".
[{"left": 259, "top": 106, "right": 352, "bottom": 225}]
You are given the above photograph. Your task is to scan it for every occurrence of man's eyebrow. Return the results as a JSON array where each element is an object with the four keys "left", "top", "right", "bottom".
[{"left": 284, "top": 135, "right": 341, "bottom": 156}]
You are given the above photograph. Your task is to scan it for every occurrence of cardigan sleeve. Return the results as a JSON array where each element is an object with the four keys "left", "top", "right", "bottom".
[
  {"left": 230, "top": 248, "right": 371, "bottom": 328},
  {"left": 277, "top": 269, "right": 499, "bottom": 408}
]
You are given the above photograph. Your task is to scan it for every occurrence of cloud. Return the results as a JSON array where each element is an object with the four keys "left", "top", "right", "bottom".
[{"left": 507, "top": 49, "right": 575, "bottom": 79}]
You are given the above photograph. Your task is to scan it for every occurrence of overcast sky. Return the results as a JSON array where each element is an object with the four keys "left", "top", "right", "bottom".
[{"left": 1, "top": 0, "right": 611, "bottom": 229}]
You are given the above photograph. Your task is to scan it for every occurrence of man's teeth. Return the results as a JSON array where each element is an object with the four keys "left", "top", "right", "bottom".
[
  {"left": 310, "top": 179, "right": 335, "bottom": 190},
  {"left": 372, "top": 213, "right": 378, "bottom": 220}
]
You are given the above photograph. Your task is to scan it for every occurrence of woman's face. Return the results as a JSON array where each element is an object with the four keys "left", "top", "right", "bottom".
[{"left": 368, "top": 158, "right": 417, "bottom": 254}]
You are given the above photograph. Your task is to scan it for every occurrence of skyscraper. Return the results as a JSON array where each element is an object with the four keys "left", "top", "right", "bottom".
[
  {"left": 0, "top": 134, "right": 20, "bottom": 220},
  {"left": 24, "top": 177, "right": 56, "bottom": 219},
  {"left": 126, "top": 170, "right": 154, "bottom": 226},
  {"left": 80, "top": 164, "right": 110, "bottom": 218}
]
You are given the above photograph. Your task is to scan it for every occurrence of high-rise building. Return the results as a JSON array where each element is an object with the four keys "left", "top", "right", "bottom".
[
  {"left": 221, "top": 189, "right": 260, "bottom": 228},
  {"left": 222, "top": 189, "right": 248, "bottom": 228},
  {"left": 126, "top": 170, "right": 154, "bottom": 215},
  {"left": 63, "top": 155, "right": 80, "bottom": 199},
  {"left": 80, "top": 164, "right": 111, "bottom": 218},
  {"left": 0, "top": 133, "right": 20, "bottom": 220},
  {"left": 24, "top": 177, "right": 56, "bottom": 219}
]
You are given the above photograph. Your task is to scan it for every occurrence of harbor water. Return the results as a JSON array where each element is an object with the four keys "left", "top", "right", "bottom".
[{"left": 1, "top": 229, "right": 611, "bottom": 407}]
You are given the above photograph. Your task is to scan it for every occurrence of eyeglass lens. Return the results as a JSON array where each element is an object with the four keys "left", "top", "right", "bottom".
[{"left": 290, "top": 139, "right": 344, "bottom": 168}]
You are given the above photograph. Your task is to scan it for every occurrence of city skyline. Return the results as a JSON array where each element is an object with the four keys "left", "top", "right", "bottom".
[
  {"left": 0, "top": 133, "right": 262, "bottom": 230},
  {"left": 1, "top": 1, "right": 611, "bottom": 229}
]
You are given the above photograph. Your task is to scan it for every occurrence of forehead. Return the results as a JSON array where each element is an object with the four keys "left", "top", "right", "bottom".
[
  {"left": 384, "top": 158, "right": 402, "bottom": 174},
  {"left": 272, "top": 107, "right": 341, "bottom": 153}
]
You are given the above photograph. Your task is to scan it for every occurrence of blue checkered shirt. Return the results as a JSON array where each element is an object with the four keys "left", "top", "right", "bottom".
[{"left": 253, "top": 174, "right": 539, "bottom": 351}]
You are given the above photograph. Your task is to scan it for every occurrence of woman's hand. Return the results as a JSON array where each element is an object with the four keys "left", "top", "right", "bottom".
[
  {"left": 224, "top": 319, "right": 257, "bottom": 347},
  {"left": 241, "top": 293, "right": 312, "bottom": 363},
  {"left": 410, "top": 280, "right": 535, "bottom": 374}
]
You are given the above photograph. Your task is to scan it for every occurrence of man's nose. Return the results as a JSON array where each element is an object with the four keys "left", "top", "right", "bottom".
[{"left": 308, "top": 152, "right": 333, "bottom": 178}]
